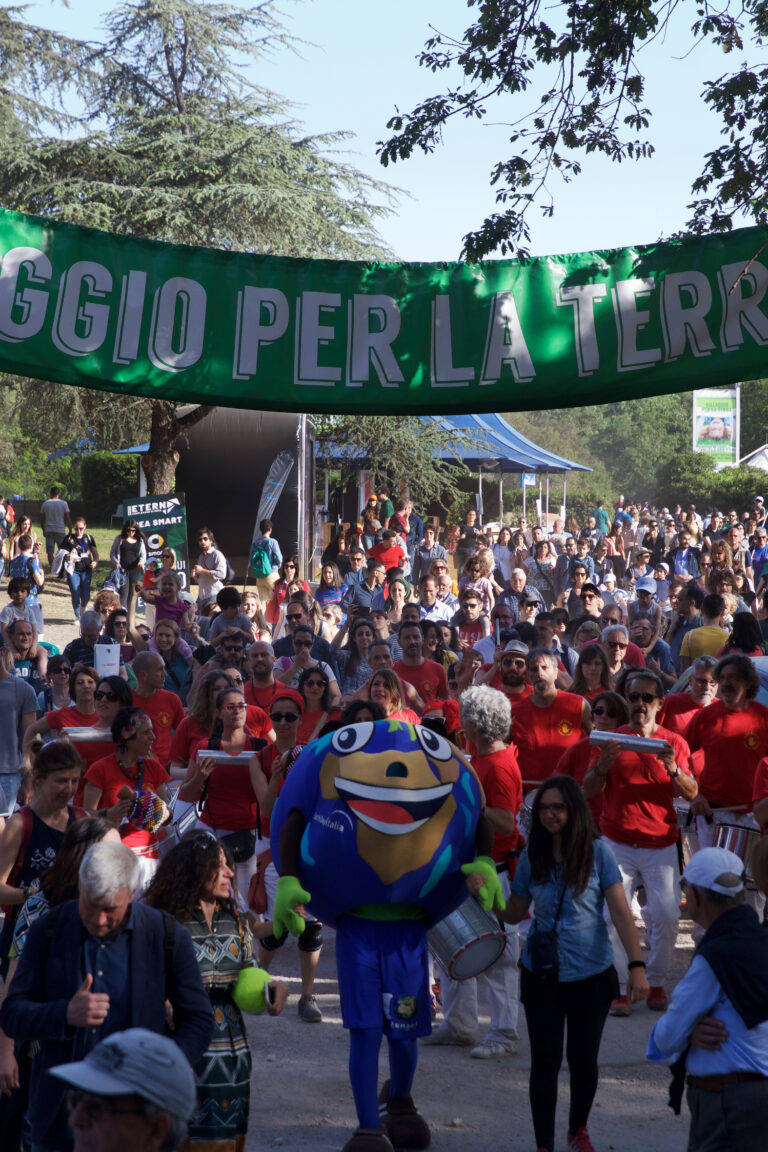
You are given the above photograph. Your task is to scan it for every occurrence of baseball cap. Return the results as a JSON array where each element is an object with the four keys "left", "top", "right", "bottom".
[
  {"left": 636, "top": 576, "right": 657, "bottom": 593},
  {"left": 601, "top": 571, "right": 616, "bottom": 585},
  {"left": 580, "top": 582, "right": 600, "bottom": 596},
  {"left": 683, "top": 847, "right": 745, "bottom": 895},
  {"left": 654, "top": 562, "right": 670, "bottom": 574},
  {"left": 50, "top": 1029, "right": 196, "bottom": 1119},
  {"left": 755, "top": 496, "right": 764, "bottom": 503},
  {"left": 503, "top": 639, "right": 529, "bottom": 656}
]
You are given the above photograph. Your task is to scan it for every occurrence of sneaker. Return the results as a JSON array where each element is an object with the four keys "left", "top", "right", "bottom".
[
  {"left": 470, "top": 1039, "right": 517, "bottom": 1059},
  {"left": 298, "top": 994, "right": 322, "bottom": 1022},
  {"left": 567, "top": 1128, "right": 596, "bottom": 1152},
  {"left": 422, "top": 1024, "right": 475, "bottom": 1046},
  {"left": 647, "top": 986, "right": 669, "bottom": 1011},
  {"left": 609, "top": 994, "right": 632, "bottom": 1017}
]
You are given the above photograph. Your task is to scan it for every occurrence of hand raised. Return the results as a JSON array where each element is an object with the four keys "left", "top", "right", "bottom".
[{"left": 66, "top": 973, "right": 111, "bottom": 1028}]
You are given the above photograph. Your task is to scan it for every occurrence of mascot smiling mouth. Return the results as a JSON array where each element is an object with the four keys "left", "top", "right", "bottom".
[{"left": 333, "top": 778, "right": 454, "bottom": 835}]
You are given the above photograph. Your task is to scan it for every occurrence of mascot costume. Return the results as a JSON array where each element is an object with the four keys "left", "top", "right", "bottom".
[{"left": 270, "top": 718, "right": 504, "bottom": 1152}]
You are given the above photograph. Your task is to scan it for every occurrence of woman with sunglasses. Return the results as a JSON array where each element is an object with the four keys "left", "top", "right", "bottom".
[
  {"left": 190, "top": 526, "right": 228, "bottom": 602},
  {"left": 265, "top": 556, "right": 309, "bottom": 632},
  {"left": 557, "top": 691, "right": 629, "bottom": 822},
  {"left": 34, "top": 653, "right": 73, "bottom": 714},
  {"left": 67, "top": 676, "right": 135, "bottom": 804},
  {"left": 83, "top": 706, "right": 170, "bottom": 886},
  {"left": 296, "top": 666, "right": 340, "bottom": 745},
  {"left": 558, "top": 564, "right": 589, "bottom": 616},
  {"left": 104, "top": 606, "right": 137, "bottom": 662},
  {"left": 144, "top": 835, "right": 287, "bottom": 1151},
  {"left": 495, "top": 775, "right": 647, "bottom": 1152},
  {"left": 109, "top": 518, "right": 148, "bottom": 608},
  {"left": 570, "top": 646, "right": 612, "bottom": 703}
]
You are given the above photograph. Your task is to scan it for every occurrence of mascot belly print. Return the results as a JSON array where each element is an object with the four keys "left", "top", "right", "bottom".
[{"left": 271, "top": 718, "right": 504, "bottom": 1152}]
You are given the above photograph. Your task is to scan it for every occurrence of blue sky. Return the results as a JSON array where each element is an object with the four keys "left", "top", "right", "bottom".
[{"left": 31, "top": 0, "right": 733, "bottom": 261}]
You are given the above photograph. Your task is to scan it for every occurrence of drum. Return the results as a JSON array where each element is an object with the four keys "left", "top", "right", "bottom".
[
  {"left": 712, "top": 821, "right": 760, "bottom": 887},
  {"left": 518, "top": 790, "right": 539, "bottom": 839},
  {"left": 675, "top": 803, "right": 698, "bottom": 867},
  {"left": 428, "top": 896, "right": 506, "bottom": 980}
]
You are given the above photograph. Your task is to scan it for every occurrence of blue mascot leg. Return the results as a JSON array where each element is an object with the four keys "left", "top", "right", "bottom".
[
  {"left": 349, "top": 1027, "right": 382, "bottom": 1129},
  {"left": 388, "top": 1036, "right": 417, "bottom": 1099}
]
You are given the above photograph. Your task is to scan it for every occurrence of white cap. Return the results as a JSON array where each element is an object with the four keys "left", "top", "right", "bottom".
[
  {"left": 50, "top": 1029, "right": 196, "bottom": 1120},
  {"left": 683, "top": 847, "right": 745, "bottom": 896}
]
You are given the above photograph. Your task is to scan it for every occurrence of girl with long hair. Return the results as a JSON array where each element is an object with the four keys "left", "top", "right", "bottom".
[
  {"left": 144, "top": 835, "right": 287, "bottom": 1151},
  {"left": 495, "top": 775, "right": 647, "bottom": 1152},
  {"left": 368, "top": 669, "right": 420, "bottom": 724},
  {"left": 296, "top": 666, "right": 340, "bottom": 744},
  {"left": 109, "top": 518, "right": 148, "bottom": 607},
  {"left": 332, "top": 616, "right": 376, "bottom": 693},
  {"left": 570, "top": 646, "right": 612, "bottom": 702},
  {"left": 314, "top": 561, "right": 348, "bottom": 616}
]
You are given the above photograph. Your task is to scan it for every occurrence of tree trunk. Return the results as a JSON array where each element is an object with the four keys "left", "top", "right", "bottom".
[{"left": 140, "top": 400, "right": 215, "bottom": 494}]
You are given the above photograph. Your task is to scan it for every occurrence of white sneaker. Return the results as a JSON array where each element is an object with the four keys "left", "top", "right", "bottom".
[{"left": 470, "top": 1039, "right": 517, "bottom": 1059}]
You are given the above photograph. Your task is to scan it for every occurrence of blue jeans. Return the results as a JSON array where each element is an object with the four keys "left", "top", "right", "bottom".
[
  {"left": 0, "top": 770, "right": 23, "bottom": 812},
  {"left": 67, "top": 567, "right": 93, "bottom": 615}
]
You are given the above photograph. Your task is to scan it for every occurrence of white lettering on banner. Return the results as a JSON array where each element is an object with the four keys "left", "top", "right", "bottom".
[
  {"left": 479, "top": 291, "right": 535, "bottom": 385},
  {"left": 719, "top": 260, "right": 768, "bottom": 351},
  {"left": 431, "top": 294, "right": 474, "bottom": 386},
  {"left": 148, "top": 277, "right": 206, "bottom": 371},
  {"left": 113, "top": 271, "right": 148, "bottom": 365},
  {"left": 0, "top": 247, "right": 52, "bottom": 343},
  {"left": 556, "top": 283, "right": 607, "bottom": 376},
  {"left": 660, "top": 271, "right": 716, "bottom": 360},
  {"left": 52, "top": 261, "right": 112, "bottom": 356},
  {"left": 612, "top": 277, "right": 662, "bottom": 371},
  {"left": 296, "top": 291, "right": 342, "bottom": 385},
  {"left": 232, "top": 286, "right": 289, "bottom": 380},
  {"left": 347, "top": 294, "right": 403, "bottom": 387}
]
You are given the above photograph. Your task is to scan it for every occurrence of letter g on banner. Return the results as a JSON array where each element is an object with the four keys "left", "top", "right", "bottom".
[{"left": 0, "top": 246, "right": 52, "bottom": 343}]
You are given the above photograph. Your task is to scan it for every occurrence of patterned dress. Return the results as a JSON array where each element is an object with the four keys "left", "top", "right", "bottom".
[{"left": 187, "top": 905, "right": 254, "bottom": 1149}]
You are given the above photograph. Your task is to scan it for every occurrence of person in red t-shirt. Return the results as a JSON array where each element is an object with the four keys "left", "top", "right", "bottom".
[
  {"left": 393, "top": 622, "right": 448, "bottom": 705},
  {"left": 23, "top": 664, "right": 99, "bottom": 757},
  {"left": 753, "top": 755, "right": 768, "bottom": 827},
  {"left": 509, "top": 649, "right": 590, "bottom": 787},
  {"left": 476, "top": 640, "right": 534, "bottom": 704},
  {"left": 657, "top": 654, "right": 717, "bottom": 735},
  {"left": 367, "top": 529, "right": 407, "bottom": 572},
  {"left": 583, "top": 671, "right": 697, "bottom": 1016},
  {"left": 556, "top": 690, "right": 629, "bottom": 824},
  {"left": 457, "top": 590, "right": 491, "bottom": 652},
  {"left": 131, "top": 652, "right": 184, "bottom": 767},
  {"left": 426, "top": 685, "right": 521, "bottom": 1059}
]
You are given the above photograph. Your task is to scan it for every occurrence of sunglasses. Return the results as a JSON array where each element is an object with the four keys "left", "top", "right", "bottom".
[
  {"left": 303, "top": 679, "right": 326, "bottom": 687},
  {"left": 606, "top": 641, "right": 627, "bottom": 649},
  {"left": 591, "top": 706, "right": 614, "bottom": 717},
  {"left": 94, "top": 689, "right": 119, "bottom": 701},
  {"left": 270, "top": 711, "right": 300, "bottom": 723},
  {"left": 286, "top": 614, "right": 303, "bottom": 622},
  {"left": 229, "top": 675, "right": 244, "bottom": 685},
  {"left": 54, "top": 666, "right": 72, "bottom": 675},
  {"left": 501, "top": 657, "right": 526, "bottom": 668},
  {"left": 627, "top": 691, "right": 659, "bottom": 704}
]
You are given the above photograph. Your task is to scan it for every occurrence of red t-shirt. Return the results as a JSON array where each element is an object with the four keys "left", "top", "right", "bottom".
[
  {"left": 47, "top": 707, "right": 98, "bottom": 731},
  {"left": 509, "top": 691, "right": 585, "bottom": 785},
  {"left": 244, "top": 681, "right": 303, "bottom": 713},
  {"left": 684, "top": 699, "right": 768, "bottom": 809},
  {"left": 132, "top": 689, "right": 184, "bottom": 767},
  {"left": 458, "top": 621, "right": 487, "bottom": 649},
  {"left": 479, "top": 666, "right": 534, "bottom": 704},
  {"left": 591, "top": 724, "right": 693, "bottom": 848},
  {"left": 368, "top": 541, "right": 406, "bottom": 569},
  {"left": 256, "top": 743, "right": 305, "bottom": 836},
  {"left": 393, "top": 659, "right": 449, "bottom": 705},
  {"left": 658, "top": 692, "right": 705, "bottom": 736},
  {"left": 297, "top": 708, "right": 340, "bottom": 745},
  {"left": 84, "top": 753, "right": 169, "bottom": 848},
  {"left": 390, "top": 708, "right": 421, "bottom": 725},
  {"left": 752, "top": 756, "right": 768, "bottom": 807},
  {"left": 470, "top": 746, "right": 522, "bottom": 863},
  {"left": 556, "top": 737, "right": 603, "bottom": 822},
  {"left": 193, "top": 740, "right": 262, "bottom": 832}
]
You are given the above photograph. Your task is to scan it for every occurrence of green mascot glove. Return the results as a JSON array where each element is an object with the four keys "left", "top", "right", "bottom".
[
  {"left": 461, "top": 856, "right": 506, "bottom": 914},
  {"left": 272, "top": 874, "right": 311, "bottom": 939},
  {"left": 231, "top": 967, "right": 271, "bottom": 1015}
]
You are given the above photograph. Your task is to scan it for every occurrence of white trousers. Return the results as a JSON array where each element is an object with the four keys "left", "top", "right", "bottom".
[
  {"left": 603, "top": 838, "right": 679, "bottom": 991},
  {"left": 437, "top": 873, "right": 520, "bottom": 1044}
]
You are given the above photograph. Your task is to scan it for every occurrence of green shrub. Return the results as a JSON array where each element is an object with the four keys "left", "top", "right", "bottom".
[{"left": 80, "top": 452, "right": 138, "bottom": 521}]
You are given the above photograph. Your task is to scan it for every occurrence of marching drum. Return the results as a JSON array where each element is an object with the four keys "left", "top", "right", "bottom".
[
  {"left": 712, "top": 821, "right": 760, "bottom": 888},
  {"left": 428, "top": 896, "right": 506, "bottom": 980},
  {"left": 517, "top": 790, "right": 539, "bottom": 839}
]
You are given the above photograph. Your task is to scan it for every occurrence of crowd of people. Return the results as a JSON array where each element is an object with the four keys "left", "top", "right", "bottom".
[{"left": 0, "top": 488, "right": 767, "bottom": 1152}]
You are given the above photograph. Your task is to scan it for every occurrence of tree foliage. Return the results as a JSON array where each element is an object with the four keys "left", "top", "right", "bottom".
[
  {"left": 0, "top": 0, "right": 395, "bottom": 491},
  {"left": 379, "top": 0, "right": 768, "bottom": 259}
]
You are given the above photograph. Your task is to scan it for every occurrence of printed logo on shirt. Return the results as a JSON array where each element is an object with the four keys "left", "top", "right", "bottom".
[
  {"left": 744, "top": 732, "right": 759, "bottom": 750},
  {"left": 556, "top": 720, "right": 575, "bottom": 736}
]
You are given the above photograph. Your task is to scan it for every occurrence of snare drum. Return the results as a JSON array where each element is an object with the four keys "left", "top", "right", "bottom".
[
  {"left": 712, "top": 821, "right": 760, "bottom": 888},
  {"left": 428, "top": 896, "right": 506, "bottom": 980},
  {"left": 518, "top": 790, "right": 539, "bottom": 839}
]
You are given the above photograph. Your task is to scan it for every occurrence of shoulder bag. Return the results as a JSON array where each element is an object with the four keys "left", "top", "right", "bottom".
[{"left": 527, "top": 880, "right": 566, "bottom": 978}]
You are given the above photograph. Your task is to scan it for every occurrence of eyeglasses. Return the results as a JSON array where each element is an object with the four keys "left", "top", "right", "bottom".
[
  {"left": 501, "top": 657, "right": 526, "bottom": 668},
  {"left": 627, "top": 691, "right": 659, "bottom": 704},
  {"left": 606, "top": 641, "right": 627, "bottom": 649},
  {"left": 54, "top": 666, "right": 72, "bottom": 675},
  {"left": 222, "top": 644, "right": 244, "bottom": 651},
  {"left": 691, "top": 676, "right": 715, "bottom": 688},
  {"left": 270, "top": 711, "right": 300, "bottom": 723},
  {"left": 286, "top": 614, "right": 303, "bottom": 622},
  {"left": 228, "top": 674, "right": 244, "bottom": 685},
  {"left": 538, "top": 802, "right": 567, "bottom": 815},
  {"left": 66, "top": 1089, "right": 148, "bottom": 1121},
  {"left": 303, "top": 679, "right": 326, "bottom": 687},
  {"left": 94, "top": 689, "right": 119, "bottom": 701},
  {"left": 223, "top": 702, "right": 247, "bottom": 712},
  {"left": 591, "top": 706, "right": 614, "bottom": 717}
]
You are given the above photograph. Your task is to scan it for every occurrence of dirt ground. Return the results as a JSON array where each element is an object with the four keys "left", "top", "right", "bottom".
[{"left": 37, "top": 579, "right": 692, "bottom": 1152}]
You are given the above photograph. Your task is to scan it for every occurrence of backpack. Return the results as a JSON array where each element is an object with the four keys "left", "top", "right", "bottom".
[{"left": 250, "top": 546, "right": 272, "bottom": 579}]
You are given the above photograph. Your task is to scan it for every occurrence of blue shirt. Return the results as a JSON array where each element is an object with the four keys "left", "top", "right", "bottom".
[
  {"left": 80, "top": 904, "right": 134, "bottom": 1055},
  {"left": 648, "top": 953, "right": 768, "bottom": 1075},
  {"left": 510, "top": 838, "right": 621, "bottom": 982}
]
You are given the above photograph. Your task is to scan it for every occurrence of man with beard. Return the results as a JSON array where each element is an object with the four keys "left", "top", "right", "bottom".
[
  {"left": 509, "top": 649, "right": 590, "bottom": 784},
  {"left": 476, "top": 640, "right": 532, "bottom": 702},
  {"left": 658, "top": 655, "right": 718, "bottom": 735},
  {"left": 393, "top": 622, "right": 448, "bottom": 705},
  {"left": 583, "top": 671, "right": 697, "bottom": 1016}
]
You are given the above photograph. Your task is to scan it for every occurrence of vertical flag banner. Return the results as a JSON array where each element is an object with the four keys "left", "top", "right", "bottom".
[{"left": 692, "top": 388, "right": 740, "bottom": 470}]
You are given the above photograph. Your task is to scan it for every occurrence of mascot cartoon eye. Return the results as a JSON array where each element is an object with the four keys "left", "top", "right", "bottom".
[
  {"left": 414, "top": 726, "right": 453, "bottom": 761},
  {"left": 331, "top": 722, "right": 375, "bottom": 756}
]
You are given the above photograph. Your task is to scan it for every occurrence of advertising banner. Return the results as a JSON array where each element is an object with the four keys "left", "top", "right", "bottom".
[
  {"left": 122, "top": 493, "right": 189, "bottom": 590},
  {"left": 692, "top": 388, "right": 740, "bottom": 470},
  {"left": 3, "top": 207, "right": 768, "bottom": 414}
]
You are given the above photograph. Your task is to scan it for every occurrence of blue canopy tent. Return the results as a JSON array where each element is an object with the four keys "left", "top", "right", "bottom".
[{"left": 316, "top": 412, "right": 590, "bottom": 524}]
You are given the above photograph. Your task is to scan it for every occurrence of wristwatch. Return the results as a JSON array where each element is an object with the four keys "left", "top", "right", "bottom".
[{"left": 669, "top": 765, "right": 681, "bottom": 779}]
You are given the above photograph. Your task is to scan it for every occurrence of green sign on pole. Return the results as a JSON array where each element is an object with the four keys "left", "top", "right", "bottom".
[{"left": 2, "top": 206, "right": 768, "bottom": 415}]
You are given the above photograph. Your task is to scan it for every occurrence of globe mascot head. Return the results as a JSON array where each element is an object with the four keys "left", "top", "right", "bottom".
[{"left": 270, "top": 719, "right": 484, "bottom": 927}]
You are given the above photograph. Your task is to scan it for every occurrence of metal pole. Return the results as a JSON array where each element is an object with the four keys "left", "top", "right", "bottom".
[
  {"left": 499, "top": 473, "right": 503, "bottom": 525},
  {"left": 545, "top": 472, "right": 550, "bottom": 528},
  {"left": 522, "top": 476, "right": 526, "bottom": 521},
  {"left": 563, "top": 476, "right": 567, "bottom": 522}
]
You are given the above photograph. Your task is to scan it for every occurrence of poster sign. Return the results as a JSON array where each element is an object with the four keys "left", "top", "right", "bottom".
[
  {"left": 3, "top": 207, "right": 768, "bottom": 415},
  {"left": 692, "top": 388, "right": 740, "bottom": 470},
  {"left": 521, "top": 473, "right": 536, "bottom": 488},
  {"left": 123, "top": 493, "right": 189, "bottom": 590}
]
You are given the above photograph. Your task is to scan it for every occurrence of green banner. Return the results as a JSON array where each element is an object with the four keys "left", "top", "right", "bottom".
[{"left": 2, "top": 206, "right": 768, "bottom": 414}]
